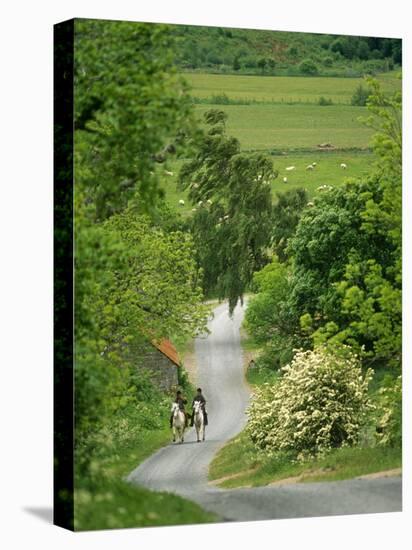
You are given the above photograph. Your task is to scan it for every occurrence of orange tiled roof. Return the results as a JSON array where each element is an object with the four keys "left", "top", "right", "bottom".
[{"left": 152, "top": 339, "right": 180, "bottom": 366}]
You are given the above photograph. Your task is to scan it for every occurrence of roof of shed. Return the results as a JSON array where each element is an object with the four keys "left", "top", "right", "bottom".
[{"left": 152, "top": 339, "right": 181, "bottom": 367}]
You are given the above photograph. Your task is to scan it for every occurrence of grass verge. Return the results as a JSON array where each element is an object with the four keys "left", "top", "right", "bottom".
[{"left": 209, "top": 429, "right": 401, "bottom": 489}]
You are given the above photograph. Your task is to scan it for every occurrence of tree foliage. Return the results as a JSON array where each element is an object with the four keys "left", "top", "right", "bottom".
[
  {"left": 74, "top": 19, "right": 195, "bottom": 219},
  {"left": 271, "top": 81, "right": 400, "bottom": 370},
  {"left": 73, "top": 21, "right": 209, "bottom": 472},
  {"left": 244, "top": 257, "right": 297, "bottom": 369},
  {"left": 271, "top": 188, "right": 308, "bottom": 262},
  {"left": 179, "top": 110, "right": 275, "bottom": 312},
  {"left": 314, "top": 80, "right": 402, "bottom": 368}
]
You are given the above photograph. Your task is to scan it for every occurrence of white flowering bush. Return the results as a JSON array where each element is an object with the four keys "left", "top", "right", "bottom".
[{"left": 246, "top": 346, "right": 373, "bottom": 460}]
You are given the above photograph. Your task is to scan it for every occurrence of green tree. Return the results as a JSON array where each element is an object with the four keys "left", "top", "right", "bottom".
[
  {"left": 257, "top": 57, "right": 267, "bottom": 74},
  {"left": 287, "top": 180, "right": 387, "bottom": 330},
  {"left": 298, "top": 59, "right": 319, "bottom": 75},
  {"left": 307, "top": 82, "right": 402, "bottom": 369},
  {"left": 244, "top": 257, "right": 297, "bottom": 368},
  {"left": 73, "top": 20, "right": 209, "bottom": 473},
  {"left": 233, "top": 55, "right": 241, "bottom": 71},
  {"left": 351, "top": 84, "right": 370, "bottom": 106},
  {"left": 75, "top": 206, "right": 208, "bottom": 459},
  {"left": 74, "top": 19, "right": 195, "bottom": 219},
  {"left": 179, "top": 110, "right": 275, "bottom": 312},
  {"left": 271, "top": 188, "right": 308, "bottom": 262}
]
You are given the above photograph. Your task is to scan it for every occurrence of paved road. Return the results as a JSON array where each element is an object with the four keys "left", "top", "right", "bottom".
[{"left": 128, "top": 301, "right": 402, "bottom": 521}]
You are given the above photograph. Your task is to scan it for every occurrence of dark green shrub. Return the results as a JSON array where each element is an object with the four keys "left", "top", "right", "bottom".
[
  {"left": 351, "top": 84, "right": 370, "bottom": 106},
  {"left": 318, "top": 96, "right": 333, "bottom": 106},
  {"left": 298, "top": 59, "right": 319, "bottom": 75}
]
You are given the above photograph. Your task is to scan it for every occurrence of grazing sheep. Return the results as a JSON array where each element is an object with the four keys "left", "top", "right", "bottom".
[
  {"left": 307, "top": 201, "right": 315, "bottom": 207},
  {"left": 198, "top": 200, "right": 203, "bottom": 206},
  {"left": 224, "top": 214, "right": 230, "bottom": 220},
  {"left": 207, "top": 199, "right": 212, "bottom": 205},
  {"left": 178, "top": 199, "right": 185, "bottom": 206},
  {"left": 312, "top": 162, "right": 317, "bottom": 167},
  {"left": 285, "top": 166, "right": 295, "bottom": 171},
  {"left": 306, "top": 164, "right": 314, "bottom": 170},
  {"left": 340, "top": 163, "right": 347, "bottom": 169},
  {"left": 164, "top": 170, "right": 174, "bottom": 176},
  {"left": 283, "top": 177, "right": 288, "bottom": 183}
]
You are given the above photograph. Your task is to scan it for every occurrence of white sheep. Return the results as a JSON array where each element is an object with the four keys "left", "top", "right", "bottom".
[
  {"left": 340, "top": 163, "right": 347, "bottom": 169},
  {"left": 285, "top": 166, "right": 295, "bottom": 171},
  {"left": 198, "top": 200, "right": 203, "bottom": 206},
  {"left": 307, "top": 201, "right": 314, "bottom": 207},
  {"left": 283, "top": 177, "right": 288, "bottom": 183},
  {"left": 312, "top": 162, "right": 317, "bottom": 167},
  {"left": 192, "top": 208, "right": 197, "bottom": 212},
  {"left": 224, "top": 214, "right": 230, "bottom": 220},
  {"left": 178, "top": 199, "right": 185, "bottom": 206},
  {"left": 207, "top": 199, "right": 212, "bottom": 205},
  {"left": 164, "top": 170, "right": 174, "bottom": 176},
  {"left": 306, "top": 164, "right": 314, "bottom": 170}
]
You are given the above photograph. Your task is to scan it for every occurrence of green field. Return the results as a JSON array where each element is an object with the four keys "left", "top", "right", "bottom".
[
  {"left": 194, "top": 103, "right": 374, "bottom": 150},
  {"left": 160, "top": 151, "right": 376, "bottom": 216},
  {"left": 185, "top": 72, "right": 401, "bottom": 104},
  {"left": 158, "top": 72, "right": 399, "bottom": 216}
]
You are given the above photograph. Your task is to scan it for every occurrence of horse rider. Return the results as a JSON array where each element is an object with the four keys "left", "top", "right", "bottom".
[
  {"left": 190, "top": 387, "right": 208, "bottom": 426},
  {"left": 170, "top": 390, "right": 189, "bottom": 428}
]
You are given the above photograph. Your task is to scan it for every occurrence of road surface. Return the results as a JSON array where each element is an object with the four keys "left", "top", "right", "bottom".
[{"left": 128, "top": 301, "right": 402, "bottom": 521}]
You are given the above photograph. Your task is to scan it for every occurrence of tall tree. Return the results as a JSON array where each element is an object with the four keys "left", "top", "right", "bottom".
[
  {"left": 179, "top": 110, "right": 276, "bottom": 312},
  {"left": 74, "top": 19, "right": 195, "bottom": 219},
  {"left": 299, "top": 81, "right": 402, "bottom": 369},
  {"left": 271, "top": 188, "right": 308, "bottom": 262}
]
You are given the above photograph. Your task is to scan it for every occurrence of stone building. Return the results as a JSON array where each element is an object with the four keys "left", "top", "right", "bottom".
[{"left": 135, "top": 338, "right": 180, "bottom": 391}]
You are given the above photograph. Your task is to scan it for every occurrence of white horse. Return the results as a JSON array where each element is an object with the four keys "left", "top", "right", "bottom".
[
  {"left": 193, "top": 401, "right": 205, "bottom": 442},
  {"left": 171, "top": 402, "right": 186, "bottom": 443}
]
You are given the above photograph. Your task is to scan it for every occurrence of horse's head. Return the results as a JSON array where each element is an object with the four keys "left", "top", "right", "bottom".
[
  {"left": 171, "top": 402, "right": 179, "bottom": 416},
  {"left": 193, "top": 401, "right": 202, "bottom": 414}
]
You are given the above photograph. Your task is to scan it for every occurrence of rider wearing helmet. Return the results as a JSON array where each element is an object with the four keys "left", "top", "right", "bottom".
[
  {"left": 190, "top": 387, "right": 208, "bottom": 426},
  {"left": 170, "top": 390, "right": 188, "bottom": 428}
]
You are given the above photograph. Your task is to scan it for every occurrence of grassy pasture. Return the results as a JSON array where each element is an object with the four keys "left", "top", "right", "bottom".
[
  {"left": 160, "top": 71, "right": 390, "bottom": 215},
  {"left": 194, "top": 103, "right": 375, "bottom": 150},
  {"left": 185, "top": 72, "right": 401, "bottom": 104},
  {"left": 160, "top": 151, "right": 376, "bottom": 217},
  {"left": 270, "top": 151, "right": 375, "bottom": 196}
]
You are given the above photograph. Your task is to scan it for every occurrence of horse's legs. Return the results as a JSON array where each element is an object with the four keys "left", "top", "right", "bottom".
[{"left": 202, "top": 424, "right": 205, "bottom": 441}]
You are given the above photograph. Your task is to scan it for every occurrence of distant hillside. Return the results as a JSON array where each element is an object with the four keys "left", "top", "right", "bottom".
[{"left": 171, "top": 25, "right": 401, "bottom": 77}]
